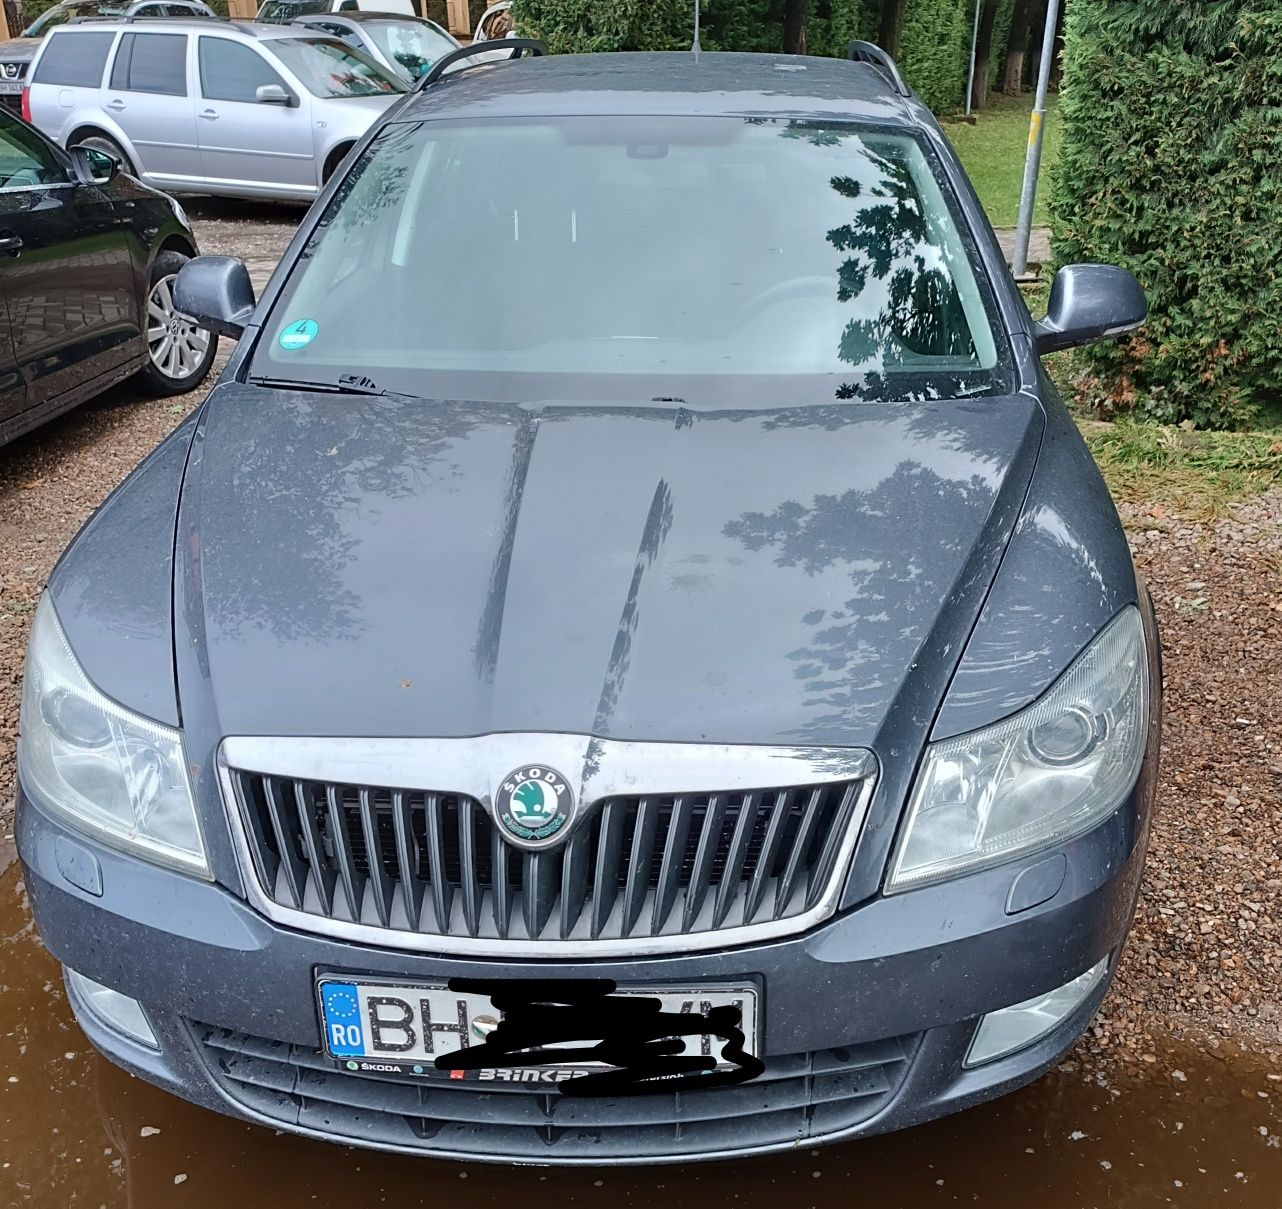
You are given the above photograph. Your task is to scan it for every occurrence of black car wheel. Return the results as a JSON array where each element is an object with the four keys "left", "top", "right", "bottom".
[
  {"left": 139, "top": 251, "right": 217, "bottom": 396},
  {"left": 71, "top": 133, "right": 135, "bottom": 176}
]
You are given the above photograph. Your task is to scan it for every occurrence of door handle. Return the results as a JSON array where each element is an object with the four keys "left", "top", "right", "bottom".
[
  {"left": 199, "top": 109, "right": 218, "bottom": 120},
  {"left": 106, "top": 99, "right": 125, "bottom": 112},
  {"left": 0, "top": 232, "right": 23, "bottom": 256}
]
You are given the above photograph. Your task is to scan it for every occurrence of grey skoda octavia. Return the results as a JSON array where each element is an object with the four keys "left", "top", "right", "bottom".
[{"left": 17, "top": 42, "right": 1161, "bottom": 1164}]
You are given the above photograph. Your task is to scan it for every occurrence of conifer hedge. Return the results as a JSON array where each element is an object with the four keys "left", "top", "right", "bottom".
[
  {"left": 511, "top": 0, "right": 974, "bottom": 115},
  {"left": 897, "top": 0, "right": 971, "bottom": 112},
  {"left": 508, "top": 0, "right": 689, "bottom": 53},
  {"left": 1052, "top": 1, "right": 1282, "bottom": 428}
]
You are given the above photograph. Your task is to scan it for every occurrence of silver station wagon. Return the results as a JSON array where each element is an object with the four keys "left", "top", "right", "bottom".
[{"left": 24, "top": 19, "right": 404, "bottom": 200}]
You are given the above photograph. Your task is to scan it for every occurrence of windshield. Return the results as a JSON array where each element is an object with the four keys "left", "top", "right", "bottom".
[
  {"left": 363, "top": 19, "right": 456, "bottom": 80},
  {"left": 254, "top": 116, "right": 1011, "bottom": 405},
  {"left": 24, "top": 1, "right": 126, "bottom": 36},
  {"left": 263, "top": 36, "right": 404, "bottom": 97},
  {"left": 256, "top": 0, "right": 329, "bottom": 22}
]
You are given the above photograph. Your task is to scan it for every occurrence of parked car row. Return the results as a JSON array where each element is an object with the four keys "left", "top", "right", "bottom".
[
  {"left": 0, "top": 19, "right": 514, "bottom": 452},
  {"left": 0, "top": 0, "right": 450, "bottom": 113},
  {"left": 22, "top": 19, "right": 407, "bottom": 201}
]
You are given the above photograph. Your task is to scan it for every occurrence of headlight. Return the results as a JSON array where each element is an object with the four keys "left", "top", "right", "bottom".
[
  {"left": 888, "top": 607, "right": 1148, "bottom": 893},
  {"left": 18, "top": 595, "right": 209, "bottom": 878}
]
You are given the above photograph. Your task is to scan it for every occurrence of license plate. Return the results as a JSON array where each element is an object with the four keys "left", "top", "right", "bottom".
[
  {"left": 317, "top": 976, "right": 759, "bottom": 1083},
  {"left": 0, "top": 81, "right": 22, "bottom": 94}
]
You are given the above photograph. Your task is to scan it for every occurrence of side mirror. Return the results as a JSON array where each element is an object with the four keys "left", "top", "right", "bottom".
[
  {"left": 255, "top": 83, "right": 294, "bottom": 106},
  {"left": 70, "top": 144, "right": 119, "bottom": 186},
  {"left": 173, "top": 255, "right": 256, "bottom": 339},
  {"left": 1034, "top": 264, "right": 1147, "bottom": 356}
]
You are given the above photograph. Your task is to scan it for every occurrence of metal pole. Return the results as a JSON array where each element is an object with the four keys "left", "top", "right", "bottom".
[
  {"left": 1012, "top": 0, "right": 1061, "bottom": 276},
  {"left": 965, "top": 0, "right": 982, "bottom": 118},
  {"left": 692, "top": 0, "right": 700, "bottom": 52}
]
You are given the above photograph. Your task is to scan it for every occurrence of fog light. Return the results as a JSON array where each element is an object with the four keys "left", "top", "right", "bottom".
[
  {"left": 64, "top": 968, "right": 158, "bottom": 1050},
  {"left": 964, "top": 957, "right": 1108, "bottom": 1068}
]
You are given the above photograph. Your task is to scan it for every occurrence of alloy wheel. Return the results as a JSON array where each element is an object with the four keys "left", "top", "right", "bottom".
[{"left": 147, "top": 273, "right": 209, "bottom": 382}]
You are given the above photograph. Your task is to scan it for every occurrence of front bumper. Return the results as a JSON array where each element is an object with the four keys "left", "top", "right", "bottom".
[{"left": 18, "top": 776, "right": 1151, "bottom": 1165}]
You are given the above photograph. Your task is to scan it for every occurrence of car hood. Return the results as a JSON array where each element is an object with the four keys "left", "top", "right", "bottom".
[
  {"left": 174, "top": 385, "right": 1043, "bottom": 748},
  {"left": 0, "top": 39, "right": 41, "bottom": 63}
]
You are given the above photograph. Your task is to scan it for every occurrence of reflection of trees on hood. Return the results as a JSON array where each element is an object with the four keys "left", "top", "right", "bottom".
[
  {"left": 723, "top": 460, "right": 992, "bottom": 741},
  {"left": 195, "top": 393, "right": 509, "bottom": 645}
]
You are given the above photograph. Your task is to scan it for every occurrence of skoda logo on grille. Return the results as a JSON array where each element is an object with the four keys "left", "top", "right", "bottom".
[{"left": 495, "top": 765, "right": 574, "bottom": 847}]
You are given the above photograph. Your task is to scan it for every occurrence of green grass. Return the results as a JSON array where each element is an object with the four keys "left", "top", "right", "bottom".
[
  {"left": 1079, "top": 419, "right": 1282, "bottom": 520},
  {"left": 943, "top": 93, "right": 1062, "bottom": 229}
]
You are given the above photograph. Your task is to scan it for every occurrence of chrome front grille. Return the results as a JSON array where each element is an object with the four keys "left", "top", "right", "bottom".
[{"left": 230, "top": 772, "right": 870, "bottom": 947}]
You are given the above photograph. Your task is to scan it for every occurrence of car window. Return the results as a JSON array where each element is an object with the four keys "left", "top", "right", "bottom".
[
  {"left": 198, "top": 36, "right": 287, "bottom": 101},
  {"left": 256, "top": 0, "right": 329, "bottom": 22},
  {"left": 310, "top": 20, "right": 355, "bottom": 41},
  {"left": 23, "top": 2, "right": 127, "bottom": 38},
  {"left": 133, "top": 4, "right": 164, "bottom": 15},
  {"left": 262, "top": 36, "right": 403, "bottom": 97},
  {"left": 363, "top": 20, "right": 456, "bottom": 80},
  {"left": 31, "top": 31, "right": 116, "bottom": 87},
  {"left": 110, "top": 32, "right": 187, "bottom": 94},
  {"left": 255, "top": 117, "right": 1012, "bottom": 407},
  {"left": 0, "top": 112, "right": 66, "bottom": 189},
  {"left": 165, "top": 3, "right": 198, "bottom": 12}
]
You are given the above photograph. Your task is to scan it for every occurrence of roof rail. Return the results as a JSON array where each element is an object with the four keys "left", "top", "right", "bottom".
[
  {"left": 847, "top": 40, "right": 911, "bottom": 98},
  {"left": 415, "top": 37, "right": 547, "bottom": 91},
  {"left": 121, "top": 11, "right": 221, "bottom": 20}
]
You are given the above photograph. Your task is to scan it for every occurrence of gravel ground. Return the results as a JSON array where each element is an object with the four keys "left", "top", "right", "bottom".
[
  {"left": 0, "top": 202, "right": 1278, "bottom": 1067},
  {"left": 1091, "top": 492, "right": 1282, "bottom": 1058}
]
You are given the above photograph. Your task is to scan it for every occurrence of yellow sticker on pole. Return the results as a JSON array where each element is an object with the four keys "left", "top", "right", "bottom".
[{"left": 1027, "top": 112, "right": 1043, "bottom": 150}]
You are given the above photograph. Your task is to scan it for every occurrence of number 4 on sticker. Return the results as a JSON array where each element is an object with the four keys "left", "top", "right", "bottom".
[{"left": 279, "top": 319, "right": 319, "bottom": 350}]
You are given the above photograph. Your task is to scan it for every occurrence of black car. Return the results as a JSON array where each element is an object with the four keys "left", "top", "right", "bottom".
[{"left": 0, "top": 107, "right": 215, "bottom": 449}]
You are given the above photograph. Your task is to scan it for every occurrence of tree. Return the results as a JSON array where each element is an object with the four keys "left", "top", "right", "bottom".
[
  {"left": 783, "top": 0, "right": 807, "bottom": 53},
  {"left": 1002, "top": 0, "right": 1034, "bottom": 92},
  {"left": 1051, "top": 0, "right": 1279, "bottom": 428},
  {"left": 878, "top": 0, "right": 907, "bottom": 56},
  {"left": 970, "top": 0, "right": 1002, "bottom": 110},
  {"left": 1026, "top": 0, "right": 1049, "bottom": 87}
]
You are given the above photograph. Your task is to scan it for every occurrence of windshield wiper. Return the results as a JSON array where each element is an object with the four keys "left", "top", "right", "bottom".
[{"left": 248, "top": 373, "right": 387, "bottom": 397}]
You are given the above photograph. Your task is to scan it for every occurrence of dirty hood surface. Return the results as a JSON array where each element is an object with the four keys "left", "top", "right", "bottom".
[{"left": 174, "top": 386, "right": 1043, "bottom": 748}]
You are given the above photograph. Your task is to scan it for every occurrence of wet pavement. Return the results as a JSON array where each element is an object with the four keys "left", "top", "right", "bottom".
[{"left": 1, "top": 844, "right": 1278, "bottom": 1207}]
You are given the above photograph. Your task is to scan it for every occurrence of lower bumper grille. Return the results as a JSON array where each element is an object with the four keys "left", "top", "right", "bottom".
[{"left": 193, "top": 1022, "right": 917, "bottom": 1160}]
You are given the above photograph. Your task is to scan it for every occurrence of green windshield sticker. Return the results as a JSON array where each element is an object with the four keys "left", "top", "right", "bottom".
[{"left": 279, "top": 319, "right": 319, "bottom": 351}]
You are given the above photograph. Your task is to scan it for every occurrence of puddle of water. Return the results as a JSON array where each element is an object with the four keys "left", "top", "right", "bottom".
[{"left": 1, "top": 852, "right": 1279, "bottom": 1207}]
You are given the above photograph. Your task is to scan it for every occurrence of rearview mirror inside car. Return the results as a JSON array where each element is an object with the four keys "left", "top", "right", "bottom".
[
  {"left": 70, "top": 145, "right": 119, "bottom": 186},
  {"left": 173, "top": 255, "right": 256, "bottom": 340},
  {"left": 1035, "top": 264, "right": 1147, "bottom": 356},
  {"left": 256, "top": 83, "right": 295, "bottom": 106}
]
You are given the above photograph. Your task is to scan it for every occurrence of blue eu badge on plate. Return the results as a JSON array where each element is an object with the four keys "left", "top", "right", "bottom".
[
  {"left": 278, "top": 318, "right": 319, "bottom": 350},
  {"left": 321, "top": 982, "right": 365, "bottom": 1056}
]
